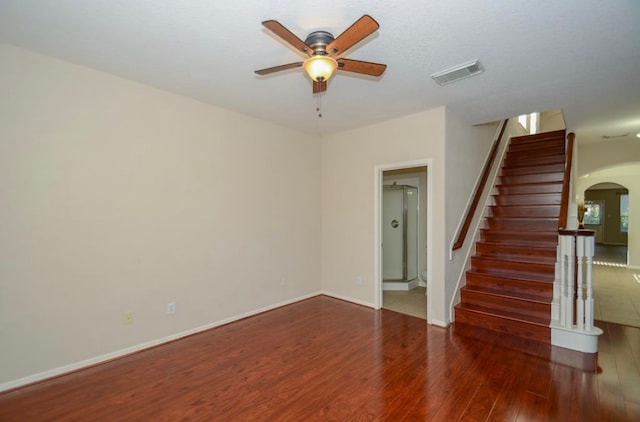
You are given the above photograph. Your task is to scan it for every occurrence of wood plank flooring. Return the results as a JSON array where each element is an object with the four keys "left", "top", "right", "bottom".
[{"left": 1, "top": 295, "right": 639, "bottom": 421}]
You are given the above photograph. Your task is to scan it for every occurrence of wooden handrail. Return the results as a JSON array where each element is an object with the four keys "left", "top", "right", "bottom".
[
  {"left": 452, "top": 119, "right": 508, "bottom": 251},
  {"left": 558, "top": 132, "right": 575, "bottom": 229}
]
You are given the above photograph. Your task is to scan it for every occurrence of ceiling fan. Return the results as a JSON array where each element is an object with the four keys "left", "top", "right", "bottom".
[{"left": 255, "top": 15, "right": 387, "bottom": 94}]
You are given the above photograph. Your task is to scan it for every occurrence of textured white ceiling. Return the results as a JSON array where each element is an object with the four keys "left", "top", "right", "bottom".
[{"left": 1, "top": 0, "right": 639, "bottom": 144}]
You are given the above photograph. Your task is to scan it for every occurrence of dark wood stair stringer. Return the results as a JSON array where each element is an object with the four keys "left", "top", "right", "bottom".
[{"left": 455, "top": 129, "right": 566, "bottom": 344}]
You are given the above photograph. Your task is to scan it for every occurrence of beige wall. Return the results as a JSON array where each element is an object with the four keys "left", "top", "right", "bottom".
[
  {"left": 578, "top": 140, "right": 640, "bottom": 176},
  {"left": 539, "top": 110, "right": 565, "bottom": 133},
  {"left": 0, "top": 44, "right": 321, "bottom": 386},
  {"left": 0, "top": 42, "right": 506, "bottom": 388},
  {"left": 577, "top": 141, "right": 640, "bottom": 268},
  {"left": 444, "top": 113, "right": 498, "bottom": 318},
  {"left": 320, "top": 107, "right": 447, "bottom": 321}
]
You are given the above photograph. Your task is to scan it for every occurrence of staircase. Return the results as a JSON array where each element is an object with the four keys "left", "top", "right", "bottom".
[{"left": 454, "top": 129, "right": 566, "bottom": 344}]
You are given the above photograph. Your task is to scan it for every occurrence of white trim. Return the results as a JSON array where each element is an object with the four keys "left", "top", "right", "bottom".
[
  {"left": 383, "top": 279, "right": 420, "bottom": 291},
  {"left": 0, "top": 292, "right": 322, "bottom": 393},
  {"left": 430, "top": 319, "right": 448, "bottom": 328},
  {"left": 374, "top": 159, "right": 433, "bottom": 324},
  {"left": 321, "top": 290, "right": 375, "bottom": 308},
  {"left": 550, "top": 323, "right": 603, "bottom": 354}
]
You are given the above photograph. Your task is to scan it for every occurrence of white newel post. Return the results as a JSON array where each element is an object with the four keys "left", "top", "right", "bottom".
[{"left": 551, "top": 229, "right": 601, "bottom": 353}]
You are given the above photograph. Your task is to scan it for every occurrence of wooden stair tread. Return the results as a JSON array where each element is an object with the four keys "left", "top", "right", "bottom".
[
  {"left": 455, "top": 302, "right": 550, "bottom": 326},
  {"left": 480, "top": 228, "right": 557, "bottom": 235},
  {"left": 475, "top": 253, "right": 555, "bottom": 264},
  {"left": 486, "top": 216, "right": 559, "bottom": 221},
  {"left": 479, "top": 239, "right": 557, "bottom": 249},
  {"left": 495, "top": 180, "right": 563, "bottom": 187},
  {"left": 467, "top": 267, "right": 554, "bottom": 283},
  {"left": 475, "top": 240, "right": 556, "bottom": 249},
  {"left": 455, "top": 129, "right": 565, "bottom": 345},
  {"left": 510, "top": 129, "right": 566, "bottom": 142},
  {"left": 475, "top": 241, "right": 557, "bottom": 256},
  {"left": 500, "top": 174, "right": 564, "bottom": 184},
  {"left": 504, "top": 155, "right": 565, "bottom": 165},
  {"left": 462, "top": 284, "right": 550, "bottom": 304},
  {"left": 466, "top": 268, "right": 555, "bottom": 282}
]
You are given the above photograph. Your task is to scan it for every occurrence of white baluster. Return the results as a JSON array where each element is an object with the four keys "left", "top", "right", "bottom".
[
  {"left": 565, "top": 235, "right": 575, "bottom": 328},
  {"left": 551, "top": 240, "right": 561, "bottom": 322},
  {"left": 576, "top": 236, "right": 585, "bottom": 330},
  {"left": 585, "top": 235, "right": 594, "bottom": 331},
  {"left": 559, "top": 235, "right": 569, "bottom": 327}
]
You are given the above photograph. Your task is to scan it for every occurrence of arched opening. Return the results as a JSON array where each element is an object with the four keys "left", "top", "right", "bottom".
[
  {"left": 581, "top": 181, "right": 639, "bottom": 328},
  {"left": 583, "top": 182, "right": 628, "bottom": 265}
]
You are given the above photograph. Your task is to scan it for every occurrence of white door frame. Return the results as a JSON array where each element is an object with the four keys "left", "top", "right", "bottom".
[{"left": 374, "top": 159, "right": 433, "bottom": 324}]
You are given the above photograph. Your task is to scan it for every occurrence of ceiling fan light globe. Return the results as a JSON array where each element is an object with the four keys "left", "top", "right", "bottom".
[{"left": 303, "top": 56, "right": 338, "bottom": 82}]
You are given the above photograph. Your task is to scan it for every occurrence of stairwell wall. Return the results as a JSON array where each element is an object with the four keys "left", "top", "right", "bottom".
[
  {"left": 445, "top": 118, "right": 531, "bottom": 320},
  {"left": 443, "top": 111, "right": 498, "bottom": 322}
]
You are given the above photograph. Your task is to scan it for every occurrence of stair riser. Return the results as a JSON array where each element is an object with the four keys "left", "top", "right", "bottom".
[
  {"left": 485, "top": 218, "right": 558, "bottom": 230},
  {"left": 454, "top": 309, "right": 550, "bottom": 343},
  {"left": 503, "top": 155, "right": 565, "bottom": 168},
  {"left": 475, "top": 243, "right": 557, "bottom": 260},
  {"left": 488, "top": 206, "right": 560, "bottom": 218},
  {"left": 500, "top": 173, "right": 564, "bottom": 185},
  {"left": 454, "top": 130, "right": 564, "bottom": 346},
  {"left": 495, "top": 184, "right": 562, "bottom": 195},
  {"left": 465, "top": 272, "right": 553, "bottom": 300},
  {"left": 508, "top": 137, "right": 564, "bottom": 149},
  {"left": 479, "top": 229, "right": 558, "bottom": 244},
  {"left": 461, "top": 289, "right": 550, "bottom": 320},
  {"left": 493, "top": 194, "right": 561, "bottom": 206},
  {"left": 510, "top": 129, "right": 566, "bottom": 142},
  {"left": 506, "top": 147, "right": 565, "bottom": 159},
  {"left": 501, "top": 163, "right": 565, "bottom": 176},
  {"left": 471, "top": 257, "right": 555, "bottom": 277}
]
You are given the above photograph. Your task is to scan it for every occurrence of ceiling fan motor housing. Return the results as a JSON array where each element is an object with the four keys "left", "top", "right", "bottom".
[{"left": 304, "top": 31, "right": 335, "bottom": 55}]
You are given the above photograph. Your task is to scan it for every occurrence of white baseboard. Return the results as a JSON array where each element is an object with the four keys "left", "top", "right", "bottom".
[
  {"left": 382, "top": 279, "right": 420, "bottom": 291},
  {"left": 320, "top": 290, "right": 375, "bottom": 308},
  {"left": 0, "top": 291, "right": 322, "bottom": 393},
  {"left": 431, "top": 319, "right": 449, "bottom": 328}
]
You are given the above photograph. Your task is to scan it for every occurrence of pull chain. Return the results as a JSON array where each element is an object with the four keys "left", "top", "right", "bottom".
[{"left": 316, "top": 93, "right": 322, "bottom": 118}]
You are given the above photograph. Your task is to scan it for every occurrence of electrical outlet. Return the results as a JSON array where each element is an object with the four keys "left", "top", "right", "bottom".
[
  {"left": 355, "top": 276, "right": 363, "bottom": 286},
  {"left": 123, "top": 311, "right": 134, "bottom": 325},
  {"left": 167, "top": 302, "right": 176, "bottom": 315},
  {"left": 280, "top": 278, "right": 286, "bottom": 287}
]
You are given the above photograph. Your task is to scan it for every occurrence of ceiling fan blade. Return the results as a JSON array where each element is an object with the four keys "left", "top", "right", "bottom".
[
  {"left": 337, "top": 59, "right": 387, "bottom": 77},
  {"left": 262, "top": 20, "right": 313, "bottom": 56},
  {"left": 255, "top": 62, "right": 303, "bottom": 75},
  {"left": 313, "top": 80, "right": 327, "bottom": 94},
  {"left": 326, "top": 15, "right": 379, "bottom": 57}
]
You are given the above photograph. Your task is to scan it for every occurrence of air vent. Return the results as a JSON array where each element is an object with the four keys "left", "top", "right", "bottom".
[
  {"left": 601, "top": 133, "right": 629, "bottom": 139},
  {"left": 431, "top": 60, "right": 484, "bottom": 85}
]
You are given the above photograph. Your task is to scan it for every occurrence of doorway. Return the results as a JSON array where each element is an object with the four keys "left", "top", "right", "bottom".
[
  {"left": 584, "top": 182, "right": 639, "bottom": 327},
  {"left": 374, "top": 161, "right": 431, "bottom": 322}
]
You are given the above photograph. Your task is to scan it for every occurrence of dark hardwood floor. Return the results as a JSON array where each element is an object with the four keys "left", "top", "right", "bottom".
[{"left": 1, "top": 295, "right": 639, "bottom": 421}]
